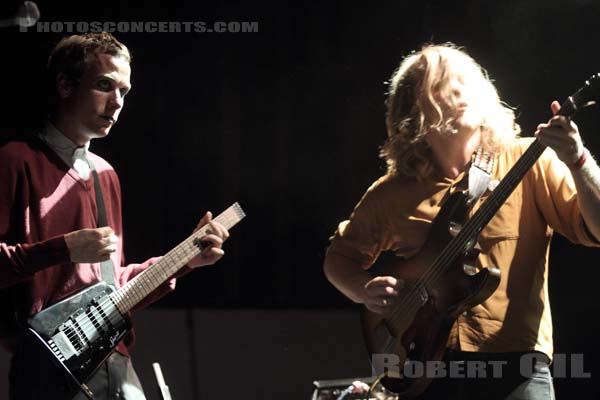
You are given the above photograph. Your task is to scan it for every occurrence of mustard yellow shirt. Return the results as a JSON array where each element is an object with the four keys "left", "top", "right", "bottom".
[{"left": 327, "top": 138, "right": 599, "bottom": 358}]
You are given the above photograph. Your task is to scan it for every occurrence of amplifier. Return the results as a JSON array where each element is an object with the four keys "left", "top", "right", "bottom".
[{"left": 311, "top": 376, "right": 398, "bottom": 400}]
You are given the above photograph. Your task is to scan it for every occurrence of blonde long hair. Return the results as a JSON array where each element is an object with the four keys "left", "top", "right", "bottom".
[{"left": 381, "top": 44, "right": 520, "bottom": 179}]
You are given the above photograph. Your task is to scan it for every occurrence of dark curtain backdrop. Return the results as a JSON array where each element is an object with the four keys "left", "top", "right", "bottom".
[{"left": 3, "top": 1, "right": 600, "bottom": 396}]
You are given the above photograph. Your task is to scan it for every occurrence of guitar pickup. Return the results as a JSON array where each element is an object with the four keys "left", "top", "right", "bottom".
[{"left": 51, "top": 330, "right": 78, "bottom": 361}]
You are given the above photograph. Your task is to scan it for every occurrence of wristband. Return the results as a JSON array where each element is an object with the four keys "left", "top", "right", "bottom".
[{"left": 569, "top": 150, "right": 587, "bottom": 172}]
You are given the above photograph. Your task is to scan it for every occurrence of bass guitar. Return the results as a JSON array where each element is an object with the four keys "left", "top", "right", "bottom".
[{"left": 361, "top": 75, "right": 600, "bottom": 398}]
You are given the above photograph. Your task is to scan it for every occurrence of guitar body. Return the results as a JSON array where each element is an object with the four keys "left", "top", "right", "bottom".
[
  {"left": 14, "top": 203, "right": 246, "bottom": 400},
  {"left": 359, "top": 75, "right": 600, "bottom": 398},
  {"left": 23, "top": 282, "right": 131, "bottom": 399},
  {"left": 361, "top": 191, "right": 501, "bottom": 398}
]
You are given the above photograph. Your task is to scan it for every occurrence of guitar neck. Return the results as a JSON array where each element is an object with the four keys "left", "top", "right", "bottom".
[
  {"left": 431, "top": 97, "right": 580, "bottom": 275},
  {"left": 461, "top": 97, "right": 578, "bottom": 241},
  {"left": 110, "top": 203, "right": 245, "bottom": 314},
  {"left": 460, "top": 140, "right": 545, "bottom": 239}
]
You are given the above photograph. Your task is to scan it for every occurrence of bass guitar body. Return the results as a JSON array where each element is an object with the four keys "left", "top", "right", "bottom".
[
  {"left": 361, "top": 73, "right": 600, "bottom": 398},
  {"left": 361, "top": 191, "right": 500, "bottom": 398}
]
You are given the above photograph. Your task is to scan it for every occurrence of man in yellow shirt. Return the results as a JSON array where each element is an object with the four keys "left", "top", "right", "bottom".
[{"left": 324, "top": 44, "right": 600, "bottom": 399}]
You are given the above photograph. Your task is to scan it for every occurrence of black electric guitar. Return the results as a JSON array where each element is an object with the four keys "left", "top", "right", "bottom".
[
  {"left": 23, "top": 203, "right": 245, "bottom": 399},
  {"left": 361, "top": 75, "right": 600, "bottom": 398}
]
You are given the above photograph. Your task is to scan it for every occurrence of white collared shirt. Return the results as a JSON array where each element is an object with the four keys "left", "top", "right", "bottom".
[{"left": 40, "top": 122, "right": 91, "bottom": 179}]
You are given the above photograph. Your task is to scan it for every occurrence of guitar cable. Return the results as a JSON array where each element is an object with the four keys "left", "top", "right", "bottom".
[{"left": 364, "top": 372, "right": 387, "bottom": 400}]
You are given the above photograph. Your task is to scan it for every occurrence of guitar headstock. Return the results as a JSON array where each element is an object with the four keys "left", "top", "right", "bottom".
[{"left": 558, "top": 73, "right": 600, "bottom": 118}]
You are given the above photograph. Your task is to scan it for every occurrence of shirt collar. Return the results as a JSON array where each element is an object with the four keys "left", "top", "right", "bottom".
[{"left": 41, "top": 121, "right": 90, "bottom": 167}]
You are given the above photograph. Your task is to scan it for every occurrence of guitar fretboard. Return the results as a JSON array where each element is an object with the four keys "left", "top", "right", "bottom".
[
  {"left": 110, "top": 203, "right": 245, "bottom": 313},
  {"left": 420, "top": 97, "right": 579, "bottom": 287}
]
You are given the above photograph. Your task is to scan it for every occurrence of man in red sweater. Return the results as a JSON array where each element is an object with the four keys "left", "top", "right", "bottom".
[{"left": 0, "top": 32, "right": 229, "bottom": 399}]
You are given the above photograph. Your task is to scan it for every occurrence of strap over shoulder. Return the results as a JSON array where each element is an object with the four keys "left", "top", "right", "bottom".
[{"left": 467, "top": 148, "right": 495, "bottom": 205}]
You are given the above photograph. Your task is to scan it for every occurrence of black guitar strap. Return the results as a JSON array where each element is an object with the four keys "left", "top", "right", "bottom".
[{"left": 87, "top": 156, "right": 116, "bottom": 288}]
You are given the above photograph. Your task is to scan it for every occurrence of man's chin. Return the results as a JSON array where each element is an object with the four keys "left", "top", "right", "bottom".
[
  {"left": 455, "top": 115, "right": 482, "bottom": 131},
  {"left": 91, "top": 127, "right": 112, "bottom": 139}
]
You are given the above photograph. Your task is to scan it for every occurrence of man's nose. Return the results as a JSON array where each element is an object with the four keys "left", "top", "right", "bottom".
[{"left": 109, "top": 90, "right": 124, "bottom": 110}]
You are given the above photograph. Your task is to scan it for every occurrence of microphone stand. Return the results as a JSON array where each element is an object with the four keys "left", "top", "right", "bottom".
[{"left": 186, "top": 308, "right": 201, "bottom": 400}]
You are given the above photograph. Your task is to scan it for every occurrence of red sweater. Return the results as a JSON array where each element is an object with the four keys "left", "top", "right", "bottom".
[{"left": 0, "top": 135, "right": 176, "bottom": 354}]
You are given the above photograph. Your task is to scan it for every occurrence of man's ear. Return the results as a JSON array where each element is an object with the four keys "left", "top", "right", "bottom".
[{"left": 56, "top": 73, "right": 75, "bottom": 99}]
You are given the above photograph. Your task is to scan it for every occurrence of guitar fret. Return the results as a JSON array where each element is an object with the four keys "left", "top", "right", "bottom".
[
  {"left": 421, "top": 96, "right": 582, "bottom": 288},
  {"left": 110, "top": 203, "right": 245, "bottom": 313},
  {"left": 426, "top": 143, "right": 545, "bottom": 282},
  {"left": 387, "top": 76, "right": 600, "bottom": 351}
]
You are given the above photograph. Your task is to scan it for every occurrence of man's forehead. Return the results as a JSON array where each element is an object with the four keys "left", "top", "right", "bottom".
[{"left": 85, "top": 52, "right": 131, "bottom": 82}]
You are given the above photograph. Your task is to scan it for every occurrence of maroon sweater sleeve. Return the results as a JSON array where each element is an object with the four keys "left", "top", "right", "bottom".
[
  {"left": 0, "top": 238, "right": 71, "bottom": 288},
  {"left": 0, "top": 144, "right": 71, "bottom": 288}
]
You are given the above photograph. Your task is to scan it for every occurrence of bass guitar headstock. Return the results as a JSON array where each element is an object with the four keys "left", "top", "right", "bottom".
[{"left": 559, "top": 73, "right": 600, "bottom": 118}]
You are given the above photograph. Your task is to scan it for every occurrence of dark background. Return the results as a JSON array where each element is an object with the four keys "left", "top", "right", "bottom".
[{"left": 2, "top": 0, "right": 600, "bottom": 398}]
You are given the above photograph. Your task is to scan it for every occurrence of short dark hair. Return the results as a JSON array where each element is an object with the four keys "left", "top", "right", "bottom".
[{"left": 47, "top": 32, "right": 131, "bottom": 111}]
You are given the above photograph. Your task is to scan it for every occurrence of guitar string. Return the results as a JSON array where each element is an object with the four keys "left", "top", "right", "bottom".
[
  {"left": 384, "top": 94, "right": 579, "bottom": 331},
  {"left": 60, "top": 206, "right": 244, "bottom": 347},
  {"left": 63, "top": 209, "right": 243, "bottom": 346},
  {"left": 63, "top": 226, "right": 215, "bottom": 344},
  {"left": 418, "top": 101, "right": 576, "bottom": 290},
  {"left": 64, "top": 208, "right": 244, "bottom": 344},
  {"left": 384, "top": 112, "right": 571, "bottom": 327},
  {"left": 372, "top": 87, "right": 600, "bottom": 390},
  {"left": 422, "top": 143, "right": 543, "bottom": 284},
  {"left": 383, "top": 142, "right": 545, "bottom": 352},
  {"left": 58, "top": 83, "right": 594, "bottom": 350},
  {"left": 386, "top": 140, "right": 545, "bottom": 329}
]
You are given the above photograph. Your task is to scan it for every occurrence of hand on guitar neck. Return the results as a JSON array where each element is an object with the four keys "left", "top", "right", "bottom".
[
  {"left": 535, "top": 100, "right": 584, "bottom": 165},
  {"left": 23, "top": 203, "right": 245, "bottom": 400},
  {"left": 63, "top": 211, "right": 230, "bottom": 267},
  {"left": 187, "top": 211, "right": 230, "bottom": 268}
]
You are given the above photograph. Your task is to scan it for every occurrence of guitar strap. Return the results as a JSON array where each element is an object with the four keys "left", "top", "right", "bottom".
[
  {"left": 87, "top": 156, "right": 116, "bottom": 288},
  {"left": 467, "top": 147, "right": 495, "bottom": 204}
]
